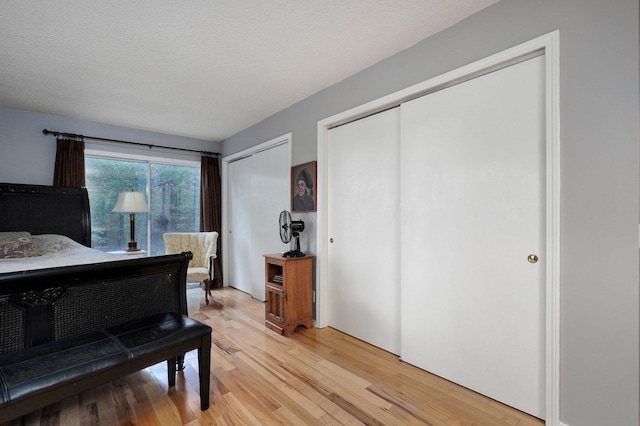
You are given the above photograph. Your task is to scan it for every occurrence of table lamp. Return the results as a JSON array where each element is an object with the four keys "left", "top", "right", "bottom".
[{"left": 112, "top": 191, "right": 150, "bottom": 251}]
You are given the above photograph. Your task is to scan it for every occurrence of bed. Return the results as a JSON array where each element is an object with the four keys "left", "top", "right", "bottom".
[
  {"left": 0, "top": 183, "right": 140, "bottom": 272},
  {"left": 0, "top": 182, "right": 188, "bottom": 290},
  {"left": 0, "top": 183, "right": 212, "bottom": 422},
  {"left": 0, "top": 181, "right": 196, "bottom": 320},
  {"left": 0, "top": 183, "right": 91, "bottom": 247}
]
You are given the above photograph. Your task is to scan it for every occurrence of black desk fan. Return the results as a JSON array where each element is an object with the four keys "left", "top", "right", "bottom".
[{"left": 279, "top": 210, "right": 305, "bottom": 257}]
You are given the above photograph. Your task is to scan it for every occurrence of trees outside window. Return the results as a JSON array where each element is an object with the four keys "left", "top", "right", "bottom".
[
  {"left": 149, "top": 163, "right": 200, "bottom": 254},
  {"left": 86, "top": 157, "right": 200, "bottom": 255}
]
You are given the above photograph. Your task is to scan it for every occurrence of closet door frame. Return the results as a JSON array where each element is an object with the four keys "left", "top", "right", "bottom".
[
  {"left": 316, "top": 31, "right": 560, "bottom": 424},
  {"left": 221, "top": 133, "right": 292, "bottom": 292}
]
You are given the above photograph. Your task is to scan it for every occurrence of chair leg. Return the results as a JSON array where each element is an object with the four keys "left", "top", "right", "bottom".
[{"left": 202, "top": 279, "right": 210, "bottom": 305}]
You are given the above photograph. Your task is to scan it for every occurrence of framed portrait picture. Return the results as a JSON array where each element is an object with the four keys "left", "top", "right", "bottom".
[{"left": 291, "top": 161, "right": 317, "bottom": 212}]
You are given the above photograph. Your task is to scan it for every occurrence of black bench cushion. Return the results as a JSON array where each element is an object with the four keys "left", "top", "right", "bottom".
[
  {"left": 0, "top": 312, "right": 211, "bottom": 407},
  {"left": 0, "top": 330, "right": 127, "bottom": 404},
  {"left": 106, "top": 312, "right": 211, "bottom": 358}
]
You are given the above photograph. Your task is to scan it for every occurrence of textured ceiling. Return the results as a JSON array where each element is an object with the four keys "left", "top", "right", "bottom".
[{"left": 0, "top": 1, "right": 499, "bottom": 142}]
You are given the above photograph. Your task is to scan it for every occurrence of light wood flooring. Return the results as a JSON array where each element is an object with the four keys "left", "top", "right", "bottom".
[{"left": 10, "top": 287, "right": 544, "bottom": 425}]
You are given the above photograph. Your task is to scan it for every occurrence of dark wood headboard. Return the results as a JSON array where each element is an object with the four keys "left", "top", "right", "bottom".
[{"left": 0, "top": 183, "right": 91, "bottom": 247}]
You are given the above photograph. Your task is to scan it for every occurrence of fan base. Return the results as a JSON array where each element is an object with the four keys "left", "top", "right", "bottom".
[{"left": 282, "top": 250, "right": 305, "bottom": 258}]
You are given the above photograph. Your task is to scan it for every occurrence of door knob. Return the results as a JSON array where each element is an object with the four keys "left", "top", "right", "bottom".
[
  {"left": 330, "top": 238, "right": 334, "bottom": 243},
  {"left": 527, "top": 254, "right": 539, "bottom": 264}
]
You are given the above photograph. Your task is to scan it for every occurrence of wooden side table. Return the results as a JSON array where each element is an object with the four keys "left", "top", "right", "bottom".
[
  {"left": 107, "top": 250, "right": 147, "bottom": 257},
  {"left": 263, "top": 253, "right": 313, "bottom": 336}
]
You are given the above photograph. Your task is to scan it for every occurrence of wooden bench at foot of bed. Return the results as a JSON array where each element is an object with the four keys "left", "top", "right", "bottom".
[{"left": 0, "top": 252, "right": 212, "bottom": 424}]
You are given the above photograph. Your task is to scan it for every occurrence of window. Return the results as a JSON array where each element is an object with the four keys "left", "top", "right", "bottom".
[{"left": 85, "top": 156, "right": 200, "bottom": 255}]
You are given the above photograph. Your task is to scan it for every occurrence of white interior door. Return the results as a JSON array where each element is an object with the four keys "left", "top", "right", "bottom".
[
  {"left": 227, "top": 140, "right": 290, "bottom": 301},
  {"left": 327, "top": 108, "right": 401, "bottom": 355},
  {"left": 228, "top": 156, "right": 253, "bottom": 294},
  {"left": 400, "top": 56, "right": 546, "bottom": 418},
  {"left": 249, "top": 143, "right": 290, "bottom": 301}
]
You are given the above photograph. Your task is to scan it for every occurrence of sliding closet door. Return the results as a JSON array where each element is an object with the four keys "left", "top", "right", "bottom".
[
  {"left": 400, "top": 56, "right": 546, "bottom": 418},
  {"left": 227, "top": 142, "right": 289, "bottom": 301},
  {"left": 228, "top": 156, "right": 253, "bottom": 295},
  {"left": 249, "top": 143, "right": 290, "bottom": 301},
  {"left": 327, "top": 108, "right": 400, "bottom": 355},
  {"left": 228, "top": 157, "right": 252, "bottom": 293}
]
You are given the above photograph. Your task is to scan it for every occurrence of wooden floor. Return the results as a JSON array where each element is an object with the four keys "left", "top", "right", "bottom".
[{"left": 11, "top": 287, "right": 544, "bottom": 425}]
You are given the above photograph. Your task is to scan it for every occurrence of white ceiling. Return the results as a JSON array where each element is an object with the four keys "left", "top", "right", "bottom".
[{"left": 0, "top": 1, "right": 499, "bottom": 142}]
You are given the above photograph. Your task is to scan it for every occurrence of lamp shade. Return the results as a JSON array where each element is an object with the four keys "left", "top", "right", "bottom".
[{"left": 112, "top": 191, "right": 150, "bottom": 213}]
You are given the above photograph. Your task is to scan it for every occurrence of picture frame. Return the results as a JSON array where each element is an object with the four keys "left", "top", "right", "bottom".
[{"left": 291, "top": 161, "right": 317, "bottom": 212}]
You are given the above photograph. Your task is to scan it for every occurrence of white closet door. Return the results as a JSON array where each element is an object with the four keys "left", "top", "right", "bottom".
[
  {"left": 250, "top": 143, "right": 290, "bottom": 301},
  {"left": 400, "top": 56, "right": 546, "bottom": 418},
  {"left": 327, "top": 108, "right": 401, "bottom": 355},
  {"left": 228, "top": 142, "right": 289, "bottom": 300},
  {"left": 228, "top": 156, "right": 253, "bottom": 295}
]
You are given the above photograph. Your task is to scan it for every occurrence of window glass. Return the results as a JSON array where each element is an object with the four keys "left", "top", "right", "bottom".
[
  {"left": 150, "top": 163, "right": 200, "bottom": 255},
  {"left": 85, "top": 156, "right": 200, "bottom": 255}
]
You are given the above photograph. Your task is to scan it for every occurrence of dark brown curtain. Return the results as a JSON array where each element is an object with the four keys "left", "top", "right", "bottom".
[
  {"left": 200, "top": 155, "right": 223, "bottom": 288},
  {"left": 53, "top": 138, "right": 85, "bottom": 187}
]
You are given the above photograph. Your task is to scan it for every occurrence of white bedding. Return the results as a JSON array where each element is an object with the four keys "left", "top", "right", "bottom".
[{"left": 0, "top": 234, "right": 135, "bottom": 274}]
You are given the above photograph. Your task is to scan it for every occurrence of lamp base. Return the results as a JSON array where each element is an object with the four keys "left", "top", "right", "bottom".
[{"left": 127, "top": 241, "right": 140, "bottom": 252}]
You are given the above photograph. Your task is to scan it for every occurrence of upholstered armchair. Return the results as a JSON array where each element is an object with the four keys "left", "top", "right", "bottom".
[{"left": 163, "top": 232, "right": 218, "bottom": 304}]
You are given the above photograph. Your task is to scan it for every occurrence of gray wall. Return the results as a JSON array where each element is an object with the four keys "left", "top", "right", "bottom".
[
  {"left": 222, "top": 1, "right": 640, "bottom": 425},
  {"left": 0, "top": 106, "right": 220, "bottom": 185}
]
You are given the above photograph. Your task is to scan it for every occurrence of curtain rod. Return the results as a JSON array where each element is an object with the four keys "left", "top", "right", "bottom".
[{"left": 42, "top": 129, "right": 219, "bottom": 157}]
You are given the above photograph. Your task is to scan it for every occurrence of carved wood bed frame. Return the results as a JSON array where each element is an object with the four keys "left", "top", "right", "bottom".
[
  {"left": 0, "top": 182, "right": 91, "bottom": 247},
  {"left": 0, "top": 182, "right": 188, "bottom": 317},
  {"left": 0, "top": 182, "right": 198, "bottom": 354},
  {"left": 0, "top": 184, "right": 213, "bottom": 422}
]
